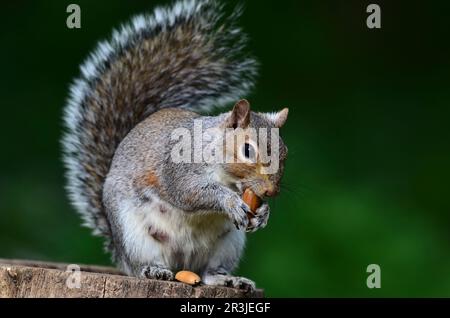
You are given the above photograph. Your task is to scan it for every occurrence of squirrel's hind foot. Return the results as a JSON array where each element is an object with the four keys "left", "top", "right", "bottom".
[
  {"left": 140, "top": 265, "right": 174, "bottom": 281},
  {"left": 203, "top": 273, "right": 256, "bottom": 293}
]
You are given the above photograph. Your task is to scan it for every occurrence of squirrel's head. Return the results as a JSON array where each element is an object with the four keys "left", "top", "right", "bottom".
[{"left": 221, "top": 99, "right": 289, "bottom": 199}]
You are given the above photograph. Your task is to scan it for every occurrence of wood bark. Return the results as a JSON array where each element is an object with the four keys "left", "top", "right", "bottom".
[{"left": 0, "top": 259, "right": 263, "bottom": 298}]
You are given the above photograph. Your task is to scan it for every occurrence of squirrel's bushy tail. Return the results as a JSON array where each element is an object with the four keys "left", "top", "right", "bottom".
[{"left": 62, "top": 0, "right": 257, "bottom": 246}]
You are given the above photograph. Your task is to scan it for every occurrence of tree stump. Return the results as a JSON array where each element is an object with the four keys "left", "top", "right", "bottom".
[{"left": 0, "top": 259, "right": 263, "bottom": 298}]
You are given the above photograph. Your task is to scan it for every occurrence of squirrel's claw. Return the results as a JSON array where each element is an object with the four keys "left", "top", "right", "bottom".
[
  {"left": 225, "top": 195, "right": 250, "bottom": 231},
  {"left": 232, "top": 203, "right": 252, "bottom": 230},
  {"left": 246, "top": 203, "right": 270, "bottom": 233},
  {"left": 240, "top": 203, "right": 252, "bottom": 214}
]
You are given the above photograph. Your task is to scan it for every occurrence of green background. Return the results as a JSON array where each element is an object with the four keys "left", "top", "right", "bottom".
[{"left": 1, "top": 0, "right": 449, "bottom": 297}]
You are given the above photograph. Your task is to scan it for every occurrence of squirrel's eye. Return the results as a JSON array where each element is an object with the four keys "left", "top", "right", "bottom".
[{"left": 242, "top": 143, "right": 256, "bottom": 161}]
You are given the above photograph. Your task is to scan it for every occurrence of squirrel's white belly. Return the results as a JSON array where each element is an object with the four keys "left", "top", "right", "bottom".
[{"left": 118, "top": 196, "right": 240, "bottom": 273}]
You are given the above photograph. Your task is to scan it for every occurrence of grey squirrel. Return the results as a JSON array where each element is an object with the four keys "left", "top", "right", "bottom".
[{"left": 62, "top": 0, "right": 288, "bottom": 291}]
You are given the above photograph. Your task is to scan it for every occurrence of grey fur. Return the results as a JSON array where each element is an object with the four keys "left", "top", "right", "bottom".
[
  {"left": 62, "top": 0, "right": 288, "bottom": 291},
  {"left": 102, "top": 108, "right": 287, "bottom": 291},
  {"left": 61, "top": 0, "right": 257, "bottom": 251}
]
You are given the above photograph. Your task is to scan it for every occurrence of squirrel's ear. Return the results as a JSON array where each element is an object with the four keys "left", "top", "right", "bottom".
[
  {"left": 226, "top": 99, "right": 251, "bottom": 129},
  {"left": 273, "top": 108, "right": 289, "bottom": 128}
]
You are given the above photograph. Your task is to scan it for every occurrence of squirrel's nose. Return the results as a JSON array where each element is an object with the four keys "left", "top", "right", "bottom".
[{"left": 264, "top": 188, "right": 279, "bottom": 197}]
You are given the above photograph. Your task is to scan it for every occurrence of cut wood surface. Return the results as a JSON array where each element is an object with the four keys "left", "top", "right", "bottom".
[{"left": 0, "top": 259, "right": 263, "bottom": 298}]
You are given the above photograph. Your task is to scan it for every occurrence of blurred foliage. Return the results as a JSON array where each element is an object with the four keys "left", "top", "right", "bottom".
[{"left": 0, "top": 0, "right": 449, "bottom": 297}]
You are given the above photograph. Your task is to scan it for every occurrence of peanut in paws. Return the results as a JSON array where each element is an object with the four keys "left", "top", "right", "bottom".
[{"left": 242, "top": 188, "right": 262, "bottom": 219}]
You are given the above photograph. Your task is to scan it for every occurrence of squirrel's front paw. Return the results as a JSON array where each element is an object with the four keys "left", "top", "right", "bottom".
[
  {"left": 224, "top": 194, "right": 251, "bottom": 230},
  {"left": 246, "top": 203, "right": 270, "bottom": 233},
  {"left": 141, "top": 266, "right": 174, "bottom": 281}
]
